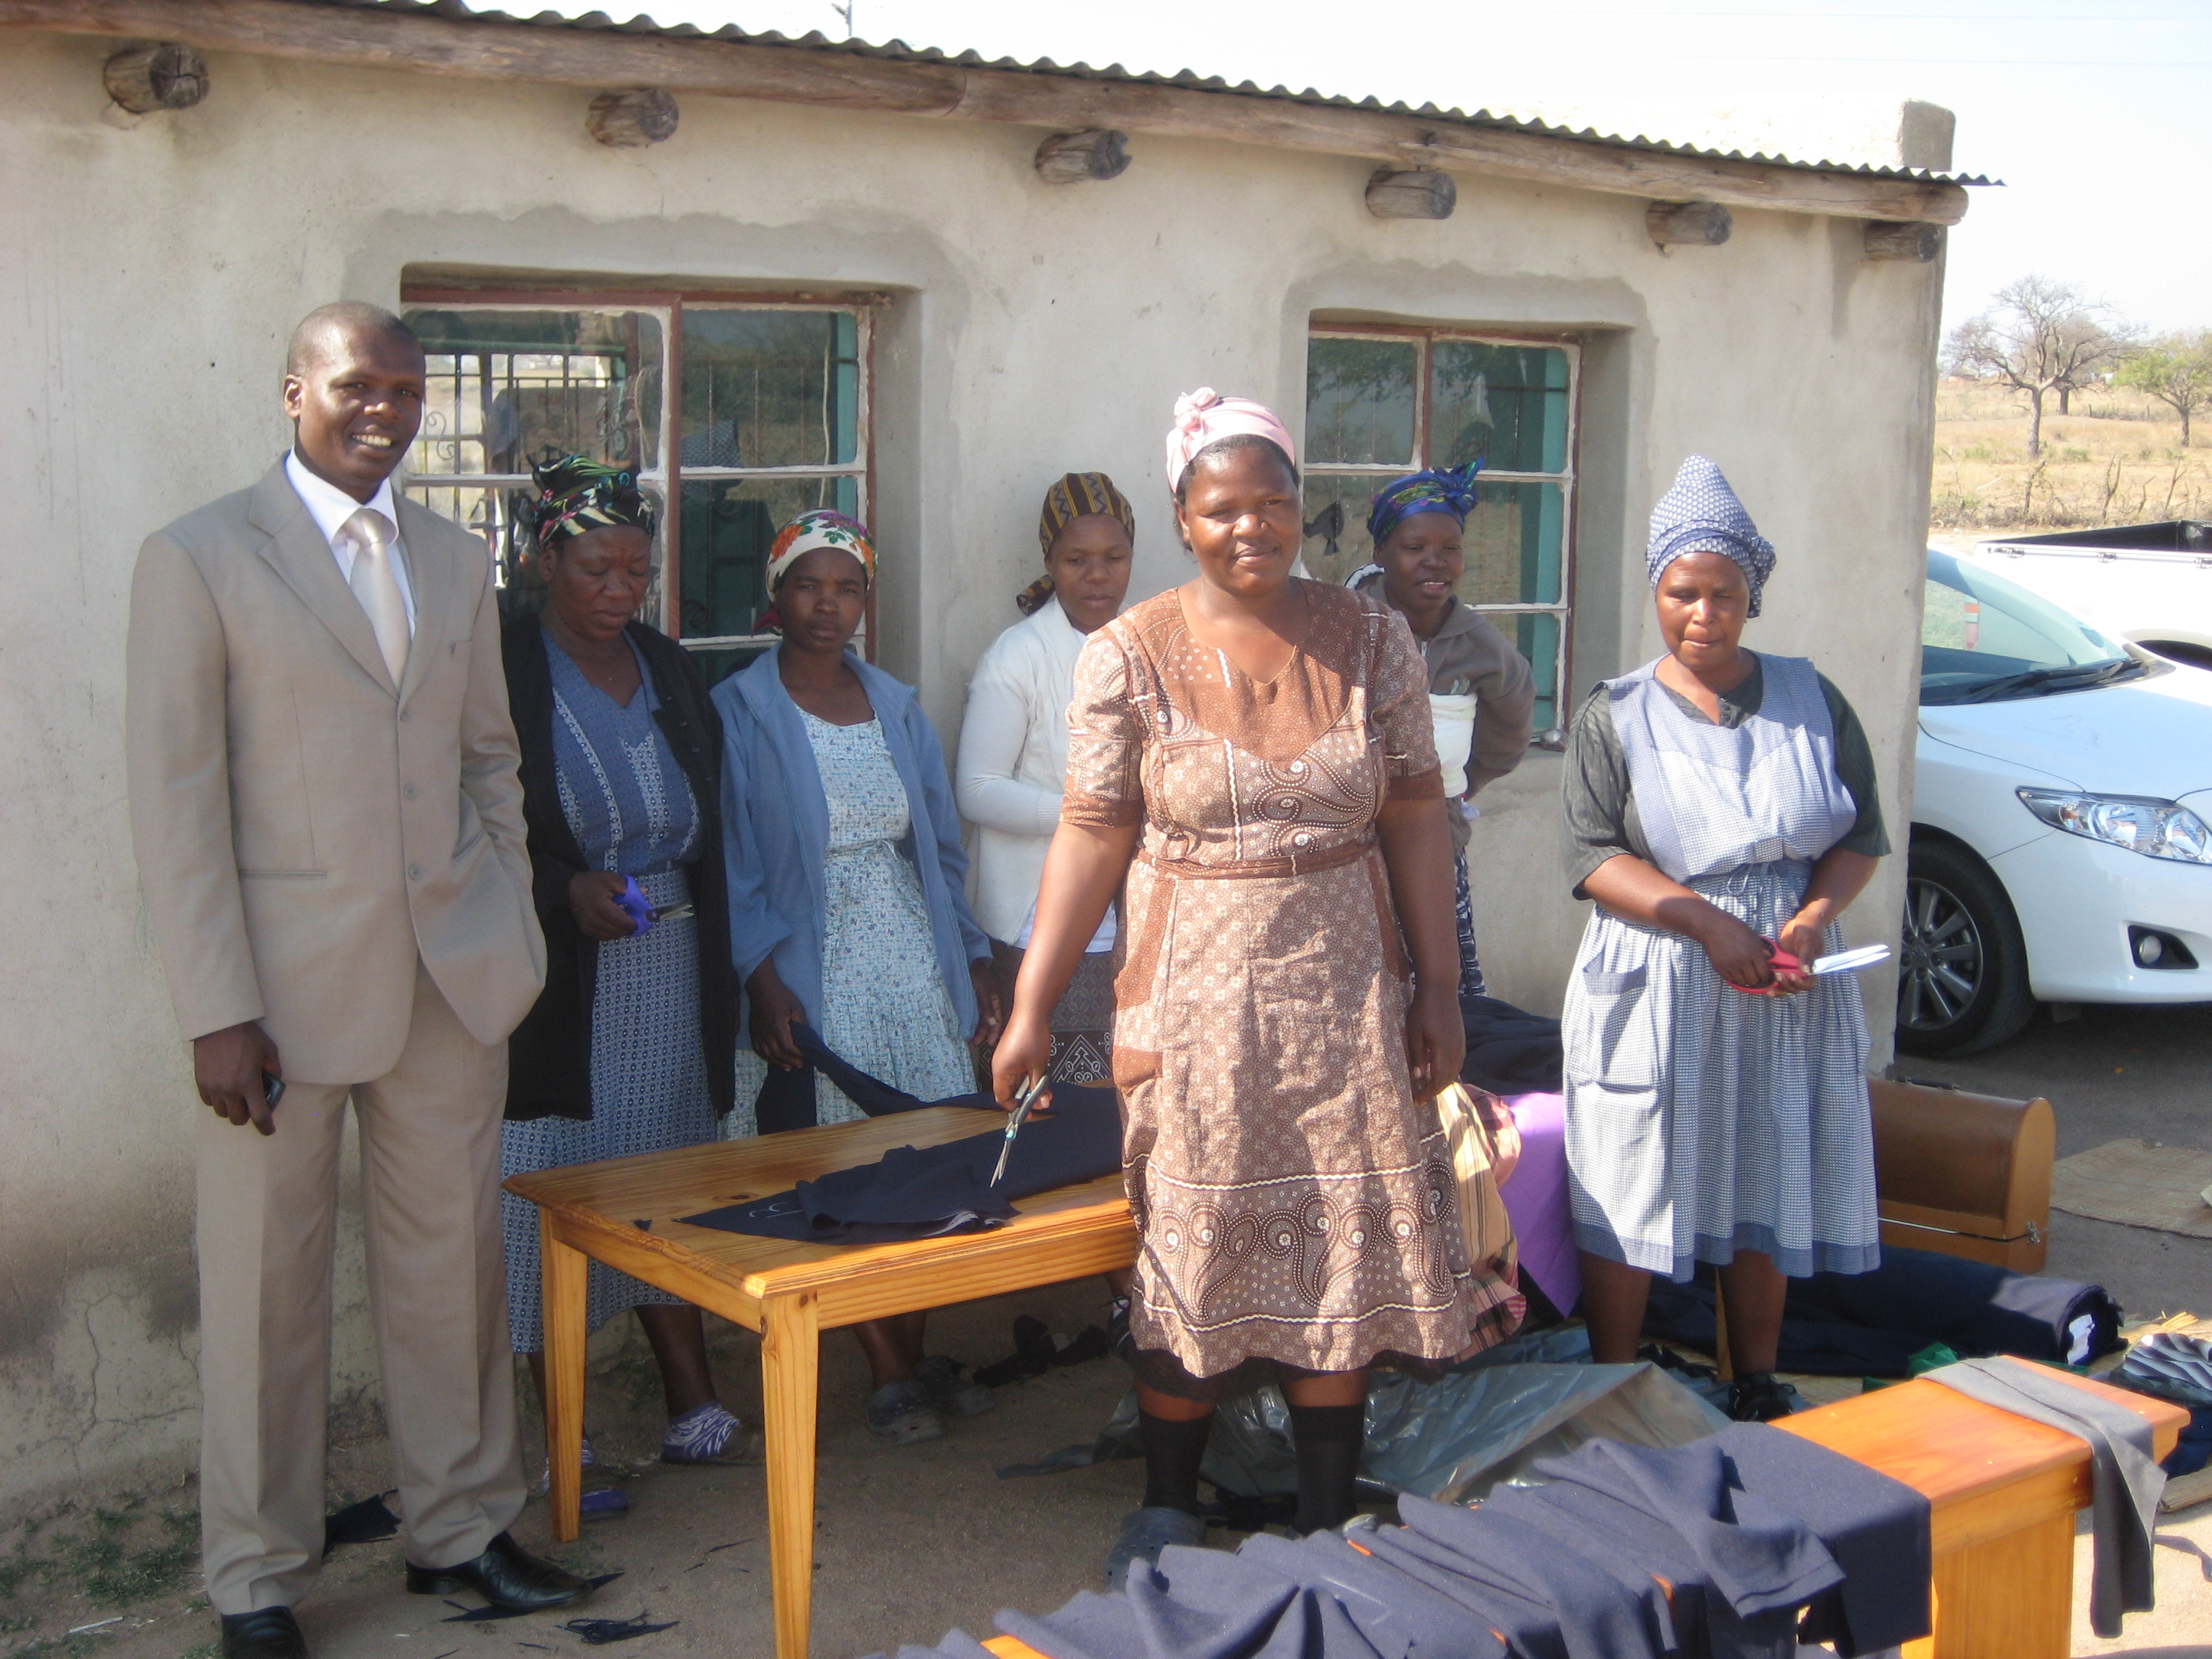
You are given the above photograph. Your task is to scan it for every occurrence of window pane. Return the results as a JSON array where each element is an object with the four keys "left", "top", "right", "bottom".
[
  {"left": 1305, "top": 336, "right": 1417, "bottom": 467},
  {"left": 679, "top": 475, "right": 859, "bottom": 639},
  {"left": 683, "top": 643, "right": 773, "bottom": 689},
  {"left": 403, "top": 310, "right": 663, "bottom": 476},
  {"left": 681, "top": 309, "right": 860, "bottom": 470},
  {"left": 1459, "top": 481, "right": 1566, "bottom": 607},
  {"left": 1299, "top": 472, "right": 1383, "bottom": 585},
  {"left": 1505, "top": 611, "right": 1561, "bottom": 734},
  {"left": 1431, "top": 342, "right": 1570, "bottom": 475}
]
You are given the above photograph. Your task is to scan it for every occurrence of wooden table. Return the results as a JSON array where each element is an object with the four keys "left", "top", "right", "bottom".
[{"left": 503, "top": 1107, "right": 1138, "bottom": 1659}]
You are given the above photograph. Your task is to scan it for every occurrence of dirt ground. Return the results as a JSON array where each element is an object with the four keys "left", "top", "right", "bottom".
[{"left": 6, "top": 1000, "right": 2208, "bottom": 1659}]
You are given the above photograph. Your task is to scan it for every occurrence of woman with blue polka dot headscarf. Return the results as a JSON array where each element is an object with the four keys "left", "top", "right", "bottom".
[{"left": 1557, "top": 455, "right": 1892, "bottom": 1424}]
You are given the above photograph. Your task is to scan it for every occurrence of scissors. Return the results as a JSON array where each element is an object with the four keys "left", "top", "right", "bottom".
[
  {"left": 613, "top": 876, "right": 694, "bottom": 934},
  {"left": 1729, "top": 942, "right": 1892, "bottom": 993},
  {"left": 990, "top": 1071, "right": 1053, "bottom": 1187}
]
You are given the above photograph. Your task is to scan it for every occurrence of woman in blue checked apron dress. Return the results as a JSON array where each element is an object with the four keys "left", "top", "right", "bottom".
[{"left": 1560, "top": 457, "right": 1891, "bottom": 1423}]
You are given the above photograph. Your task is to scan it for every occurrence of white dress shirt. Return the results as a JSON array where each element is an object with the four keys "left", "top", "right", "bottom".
[
  {"left": 284, "top": 450, "right": 418, "bottom": 630},
  {"left": 956, "top": 595, "right": 1115, "bottom": 953}
]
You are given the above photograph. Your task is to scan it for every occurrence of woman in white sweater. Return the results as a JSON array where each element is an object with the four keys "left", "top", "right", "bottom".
[{"left": 956, "top": 472, "right": 1135, "bottom": 1084}]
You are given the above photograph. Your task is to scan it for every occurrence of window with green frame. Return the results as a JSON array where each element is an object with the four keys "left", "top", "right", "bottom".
[
  {"left": 1302, "top": 328, "right": 1576, "bottom": 734},
  {"left": 400, "top": 290, "right": 870, "bottom": 685}
]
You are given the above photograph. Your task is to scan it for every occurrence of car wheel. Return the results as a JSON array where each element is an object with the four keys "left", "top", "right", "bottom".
[{"left": 1894, "top": 837, "right": 2036, "bottom": 1056}]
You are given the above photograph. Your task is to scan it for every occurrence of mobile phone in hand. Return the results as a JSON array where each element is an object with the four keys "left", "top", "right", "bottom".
[{"left": 263, "top": 1071, "right": 286, "bottom": 1109}]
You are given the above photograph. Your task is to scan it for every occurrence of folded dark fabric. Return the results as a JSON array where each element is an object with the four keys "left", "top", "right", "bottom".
[
  {"left": 682, "top": 1043, "right": 1123, "bottom": 1243},
  {"left": 1354, "top": 1527, "right": 1570, "bottom": 1659},
  {"left": 1643, "top": 1248, "right": 2121, "bottom": 1377},
  {"left": 1458, "top": 995, "right": 1563, "bottom": 1096},
  {"left": 1236, "top": 1531, "right": 1509, "bottom": 1659},
  {"left": 1711, "top": 1424, "right": 1930, "bottom": 1655},
  {"left": 1398, "top": 1493, "right": 1677, "bottom": 1659},
  {"left": 999, "top": 1547, "right": 1390, "bottom": 1659},
  {"left": 1789, "top": 1246, "right": 2122, "bottom": 1367},
  {"left": 1925, "top": 1356, "right": 2163, "bottom": 1639}
]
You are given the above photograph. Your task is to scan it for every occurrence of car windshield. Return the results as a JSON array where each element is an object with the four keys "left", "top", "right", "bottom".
[{"left": 1920, "top": 549, "right": 2144, "bottom": 705}]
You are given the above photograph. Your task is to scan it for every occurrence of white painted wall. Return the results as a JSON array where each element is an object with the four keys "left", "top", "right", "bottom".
[{"left": 0, "top": 28, "right": 1939, "bottom": 1512}]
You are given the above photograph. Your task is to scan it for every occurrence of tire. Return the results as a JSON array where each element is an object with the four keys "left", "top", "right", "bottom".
[{"left": 1894, "top": 836, "right": 2036, "bottom": 1057}]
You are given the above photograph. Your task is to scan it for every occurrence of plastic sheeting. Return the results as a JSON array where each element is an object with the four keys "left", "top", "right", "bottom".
[{"left": 999, "top": 1326, "right": 1729, "bottom": 1505}]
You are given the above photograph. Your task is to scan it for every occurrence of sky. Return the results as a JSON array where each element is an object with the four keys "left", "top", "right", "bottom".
[{"left": 519, "top": 0, "right": 2208, "bottom": 338}]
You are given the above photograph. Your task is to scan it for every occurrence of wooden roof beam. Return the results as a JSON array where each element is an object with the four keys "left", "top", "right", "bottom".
[{"left": 0, "top": 0, "right": 1971, "bottom": 225}]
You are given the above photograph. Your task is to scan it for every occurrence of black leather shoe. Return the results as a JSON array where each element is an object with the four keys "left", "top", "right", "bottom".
[
  {"left": 219, "top": 1606, "right": 306, "bottom": 1659},
  {"left": 403, "top": 1532, "right": 593, "bottom": 1611}
]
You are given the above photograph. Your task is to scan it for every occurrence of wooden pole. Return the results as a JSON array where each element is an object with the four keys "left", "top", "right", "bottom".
[
  {"left": 1367, "top": 168, "right": 1456, "bottom": 220},
  {"left": 585, "top": 86, "right": 678, "bottom": 147},
  {"left": 3, "top": 0, "right": 1974, "bottom": 225},
  {"left": 1864, "top": 220, "right": 1944, "bottom": 262},
  {"left": 1647, "top": 200, "right": 1732, "bottom": 247},
  {"left": 102, "top": 40, "right": 206, "bottom": 110},
  {"left": 1033, "top": 128, "right": 1130, "bottom": 183}
]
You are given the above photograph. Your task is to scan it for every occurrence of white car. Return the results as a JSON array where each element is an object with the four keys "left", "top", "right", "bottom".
[{"left": 1901, "top": 549, "right": 2212, "bottom": 1054}]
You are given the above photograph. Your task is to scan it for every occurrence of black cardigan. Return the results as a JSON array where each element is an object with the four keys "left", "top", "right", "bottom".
[{"left": 500, "top": 614, "right": 737, "bottom": 1121}]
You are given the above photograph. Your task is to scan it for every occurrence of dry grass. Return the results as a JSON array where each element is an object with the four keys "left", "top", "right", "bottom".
[{"left": 1930, "top": 377, "right": 2211, "bottom": 534}]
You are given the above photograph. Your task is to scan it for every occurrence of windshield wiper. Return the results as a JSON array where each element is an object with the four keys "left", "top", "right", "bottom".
[{"left": 1948, "top": 660, "right": 2136, "bottom": 704}]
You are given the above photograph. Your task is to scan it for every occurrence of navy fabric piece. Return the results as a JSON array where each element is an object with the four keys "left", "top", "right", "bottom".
[
  {"left": 1000, "top": 1547, "right": 1390, "bottom": 1659},
  {"left": 1239, "top": 1531, "right": 1509, "bottom": 1659},
  {"left": 1398, "top": 1494, "right": 1675, "bottom": 1659},
  {"left": 756, "top": 1022, "right": 966, "bottom": 1132},
  {"left": 1924, "top": 1357, "right": 2161, "bottom": 1640},
  {"left": 1711, "top": 1423, "right": 1931, "bottom": 1656},
  {"left": 1458, "top": 996, "right": 1563, "bottom": 1097},
  {"left": 1517, "top": 1480, "right": 1799, "bottom": 1659},
  {"left": 1524, "top": 1441, "right": 1841, "bottom": 1619},
  {"left": 681, "top": 1040, "right": 1123, "bottom": 1243},
  {"left": 1642, "top": 1247, "right": 2121, "bottom": 1377},
  {"left": 1357, "top": 1527, "right": 1569, "bottom": 1659}
]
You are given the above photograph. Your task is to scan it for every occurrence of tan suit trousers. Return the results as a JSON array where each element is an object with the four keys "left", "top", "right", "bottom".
[{"left": 196, "top": 963, "right": 523, "bottom": 1615}]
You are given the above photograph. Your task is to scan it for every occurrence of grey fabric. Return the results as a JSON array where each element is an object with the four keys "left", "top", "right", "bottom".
[
  {"left": 1923, "top": 1357, "right": 2164, "bottom": 1638},
  {"left": 1561, "top": 656, "right": 1889, "bottom": 896}
]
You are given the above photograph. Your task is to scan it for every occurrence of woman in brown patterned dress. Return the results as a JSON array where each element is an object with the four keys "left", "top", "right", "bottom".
[{"left": 993, "top": 390, "right": 1519, "bottom": 1585}]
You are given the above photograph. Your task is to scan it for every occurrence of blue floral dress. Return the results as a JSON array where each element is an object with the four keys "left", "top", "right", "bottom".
[
  {"left": 500, "top": 632, "right": 718, "bottom": 1352},
  {"left": 727, "top": 711, "right": 973, "bottom": 1132}
]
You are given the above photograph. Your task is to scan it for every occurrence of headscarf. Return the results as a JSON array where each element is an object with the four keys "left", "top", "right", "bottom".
[
  {"left": 765, "top": 508, "right": 876, "bottom": 591},
  {"left": 1367, "top": 462, "right": 1483, "bottom": 548},
  {"left": 1020, "top": 472, "right": 1136, "bottom": 616},
  {"left": 1645, "top": 455, "right": 1776, "bottom": 618},
  {"left": 530, "top": 455, "right": 656, "bottom": 546},
  {"left": 1164, "top": 387, "right": 1298, "bottom": 498}
]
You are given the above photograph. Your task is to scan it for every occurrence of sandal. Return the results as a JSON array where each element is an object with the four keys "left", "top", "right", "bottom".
[
  {"left": 1102, "top": 1506, "right": 1207, "bottom": 1591},
  {"left": 531, "top": 1437, "right": 629, "bottom": 1519},
  {"left": 912, "top": 1355, "right": 996, "bottom": 1419},
  {"left": 662, "top": 1401, "right": 764, "bottom": 1466},
  {"left": 864, "top": 1378, "right": 945, "bottom": 1446}
]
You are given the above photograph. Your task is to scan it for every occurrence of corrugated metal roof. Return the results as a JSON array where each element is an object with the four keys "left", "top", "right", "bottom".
[{"left": 323, "top": 0, "right": 1995, "bottom": 184}]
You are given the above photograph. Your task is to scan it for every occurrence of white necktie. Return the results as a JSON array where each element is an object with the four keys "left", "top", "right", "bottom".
[{"left": 344, "top": 508, "right": 410, "bottom": 686}]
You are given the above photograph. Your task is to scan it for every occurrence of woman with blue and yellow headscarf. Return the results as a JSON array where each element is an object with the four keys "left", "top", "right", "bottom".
[{"left": 1346, "top": 464, "right": 1536, "bottom": 1010}]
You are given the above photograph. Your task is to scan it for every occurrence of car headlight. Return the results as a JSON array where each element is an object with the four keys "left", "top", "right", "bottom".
[{"left": 2017, "top": 789, "right": 2212, "bottom": 865}]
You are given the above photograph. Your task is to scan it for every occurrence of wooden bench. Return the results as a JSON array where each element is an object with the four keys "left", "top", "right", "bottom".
[{"left": 976, "top": 1367, "right": 2182, "bottom": 1659}]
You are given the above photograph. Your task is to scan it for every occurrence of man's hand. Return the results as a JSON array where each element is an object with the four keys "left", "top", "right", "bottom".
[
  {"left": 567, "top": 871, "right": 637, "bottom": 940},
  {"left": 194, "top": 1021, "right": 282, "bottom": 1136}
]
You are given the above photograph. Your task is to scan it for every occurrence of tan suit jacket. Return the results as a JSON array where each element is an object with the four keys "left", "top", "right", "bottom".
[{"left": 127, "top": 459, "right": 544, "bottom": 1081}]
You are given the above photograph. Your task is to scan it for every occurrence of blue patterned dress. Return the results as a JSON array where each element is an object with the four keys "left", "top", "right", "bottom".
[
  {"left": 501, "top": 633, "right": 719, "bottom": 1352},
  {"left": 727, "top": 711, "right": 973, "bottom": 1133}
]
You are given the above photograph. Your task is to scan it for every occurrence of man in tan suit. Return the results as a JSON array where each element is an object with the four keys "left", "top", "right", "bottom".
[{"left": 127, "top": 304, "right": 593, "bottom": 1659}]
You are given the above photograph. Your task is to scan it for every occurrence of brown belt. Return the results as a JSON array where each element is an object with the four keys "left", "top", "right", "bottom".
[{"left": 1136, "top": 837, "right": 1373, "bottom": 880}]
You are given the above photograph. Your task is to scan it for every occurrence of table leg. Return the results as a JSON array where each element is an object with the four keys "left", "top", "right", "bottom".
[
  {"left": 540, "top": 1213, "right": 588, "bottom": 1545},
  {"left": 761, "top": 1291, "right": 821, "bottom": 1659},
  {"left": 1905, "top": 1511, "right": 2074, "bottom": 1659}
]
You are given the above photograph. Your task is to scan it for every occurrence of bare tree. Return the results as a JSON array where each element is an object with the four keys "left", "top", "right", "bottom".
[
  {"left": 2116, "top": 331, "right": 2212, "bottom": 446},
  {"left": 1944, "top": 276, "right": 2125, "bottom": 456}
]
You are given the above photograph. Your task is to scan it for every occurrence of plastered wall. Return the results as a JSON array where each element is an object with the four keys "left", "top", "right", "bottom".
[{"left": 0, "top": 30, "right": 1940, "bottom": 1512}]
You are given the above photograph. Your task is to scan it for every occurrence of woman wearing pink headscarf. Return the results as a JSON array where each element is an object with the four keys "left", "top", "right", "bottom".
[{"left": 994, "top": 390, "right": 1518, "bottom": 1583}]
